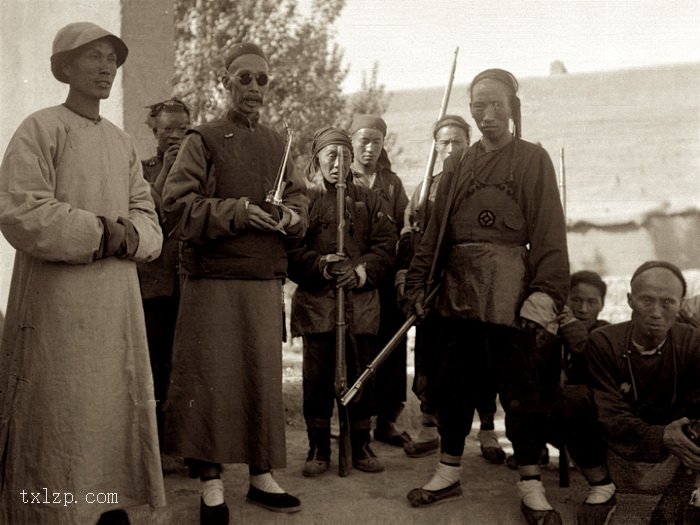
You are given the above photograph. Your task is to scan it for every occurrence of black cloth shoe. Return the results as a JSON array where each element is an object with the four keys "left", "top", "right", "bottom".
[
  {"left": 96, "top": 509, "right": 130, "bottom": 525},
  {"left": 200, "top": 498, "right": 229, "bottom": 525},
  {"left": 246, "top": 485, "right": 301, "bottom": 513},
  {"left": 404, "top": 437, "right": 439, "bottom": 458},
  {"left": 406, "top": 482, "right": 462, "bottom": 507},
  {"left": 374, "top": 420, "right": 412, "bottom": 447},
  {"left": 352, "top": 428, "right": 385, "bottom": 472},
  {"left": 481, "top": 445, "right": 506, "bottom": 464},
  {"left": 352, "top": 443, "right": 385, "bottom": 472},
  {"left": 576, "top": 495, "right": 617, "bottom": 525},
  {"left": 520, "top": 503, "right": 562, "bottom": 525}
]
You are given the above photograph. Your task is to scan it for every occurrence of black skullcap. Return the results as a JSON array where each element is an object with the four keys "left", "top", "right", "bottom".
[
  {"left": 631, "top": 260, "right": 687, "bottom": 298},
  {"left": 469, "top": 68, "right": 522, "bottom": 138},
  {"left": 470, "top": 68, "right": 519, "bottom": 95},
  {"left": 348, "top": 114, "right": 387, "bottom": 137},
  {"left": 433, "top": 114, "right": 471, "bottom": 140},
  {"left": 225, "top": 43, "right": 268, "bottom": 70}
]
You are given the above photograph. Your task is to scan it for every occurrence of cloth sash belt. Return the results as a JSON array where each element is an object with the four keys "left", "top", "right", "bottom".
[{"left": 437, "top": 242, "right": 528, "bottom": 326}]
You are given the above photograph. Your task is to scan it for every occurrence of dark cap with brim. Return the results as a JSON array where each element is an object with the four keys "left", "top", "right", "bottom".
[
  {"left": 225, "top": 43, "right": 268, "bottom": 71},
  {"left": 50, "top": 22, "right": 128, "bottom": 84}
]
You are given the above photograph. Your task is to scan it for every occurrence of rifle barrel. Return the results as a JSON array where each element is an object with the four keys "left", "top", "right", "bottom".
[
  {"left": 559, "top": 147, "right": 567, "bottom": 220},
  {"left": 415, "top": 46, "right": 459, "bottom": 228},
  {"left": 334, "top": 145, "right": 348, "bottom": 397},
  {"left": 266, "top": 122, "right": 293, "bottom": 206}
]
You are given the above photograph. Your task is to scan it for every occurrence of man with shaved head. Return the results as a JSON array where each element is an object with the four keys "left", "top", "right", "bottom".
[{"left": 587, "top": 261, "right": 700, "bottom": 524}]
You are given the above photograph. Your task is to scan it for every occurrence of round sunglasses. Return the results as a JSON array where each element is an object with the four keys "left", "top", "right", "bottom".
[{"left": 235, "top": 72, "right": 270, "bottom": 86}]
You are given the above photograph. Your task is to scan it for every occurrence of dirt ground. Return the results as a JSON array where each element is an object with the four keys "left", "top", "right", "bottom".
[{"left": 125, "top": 357, "right": 661, "bottom": 525}]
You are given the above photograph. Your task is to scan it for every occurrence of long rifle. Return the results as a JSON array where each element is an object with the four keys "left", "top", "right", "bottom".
[
  {"left": 414, "top": 47, "right": 459, "bottom": 235},
  {"left": 341, "top": 147, "right": 463, "bottom": 407},
  {"left": 558, "top": 147, "right": 567, "bottom": 219},
  {"left": 334, "top": 145, "right": 352, "bottom": 476},
  {"left": 557, "top": 146, "right": 570, "bottom": 487}
]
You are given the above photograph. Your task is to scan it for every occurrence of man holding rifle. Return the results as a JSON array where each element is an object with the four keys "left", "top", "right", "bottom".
[
  {"left": 288, "top": 127, "right": 395, "bottom": 476},
  {"left": 162, "top": 43, "right": 307, "bottom": 523},
  {"left": 397, "top": 115, "right": 505, "bottom": 464},
  {"left": 402, "top": 69, "right": 569, "bottom": 525}
]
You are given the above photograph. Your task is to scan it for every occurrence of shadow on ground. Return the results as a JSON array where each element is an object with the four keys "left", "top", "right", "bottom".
[{"left": 127, "top": 363, "right": 660, "bottom": 524}]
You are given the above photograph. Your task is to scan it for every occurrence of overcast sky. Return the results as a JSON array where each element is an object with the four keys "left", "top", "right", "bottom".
[{"left": 308, "top": 0, "right": 700, "bottom": 92}]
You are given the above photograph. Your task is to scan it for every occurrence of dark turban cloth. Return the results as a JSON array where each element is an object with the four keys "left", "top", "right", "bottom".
[
  {"left": 225, "top": 42, "right": 268, "bottom": 70},
  {"left": 433, "top": 114, "right": 471, "bottom": 140},
  {"left": 307, "top": 127, "right": 353, "bottom": 179},
  {"left": 348, "top": 114, "right": 387, "bottom": 137}
]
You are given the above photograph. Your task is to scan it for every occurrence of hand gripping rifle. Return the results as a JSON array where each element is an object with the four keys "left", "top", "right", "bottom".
[
  {"left": 413, "top": 46, "right": 459, "bottom": 239},
  {"left": 265, "top": 121, "right": 294, "bottom": 233},
  {"left": 334, "top": 145, "right": 353, "bottom": 476},
  {"left": 341, "top": 141, "right": 463, "bottom": 407}
]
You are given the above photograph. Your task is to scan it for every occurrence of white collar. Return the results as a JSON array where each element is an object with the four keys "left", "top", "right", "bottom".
[{"left": 631, "top": 338, "right": 666, "bottom": 356}]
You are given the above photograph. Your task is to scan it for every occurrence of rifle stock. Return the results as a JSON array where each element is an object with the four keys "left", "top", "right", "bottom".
[
  {"left": 340, "top": 286, "right": 439, "bottom": 407},
  {"left": 334, "top": 145, "right": 352, "bottom": 476}
]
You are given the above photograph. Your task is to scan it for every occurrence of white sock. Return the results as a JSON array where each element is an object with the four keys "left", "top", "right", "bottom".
[
  {"left": 690, "top": 488, "right": 700, "bottom": 507},
  {"left": 517, "top": 479, "right": 553, "bottom": 511},
  {"left": 422, "top": 462, "right": 461, "bottom": 491},
  {"left": 585, "top": 482, "right": 616, "bottom": 504},
  {"left": 250, "top": 472, "right": 285, "bottom": 494},
  {"left": 201, "top": 478, "right": 224, "bottom": 507},
  {"left": 478, "top": 429, "right": 501, "bottom": 449}
]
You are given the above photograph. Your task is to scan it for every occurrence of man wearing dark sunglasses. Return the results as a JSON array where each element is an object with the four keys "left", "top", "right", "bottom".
[{"left": 162, "top": 42, "right": 308, "bottom": 524}]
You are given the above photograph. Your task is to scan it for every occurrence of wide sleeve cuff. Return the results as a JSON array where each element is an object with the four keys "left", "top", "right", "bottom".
[{"left": 520, "top": 291, "right": 558, "bottom": 333}]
